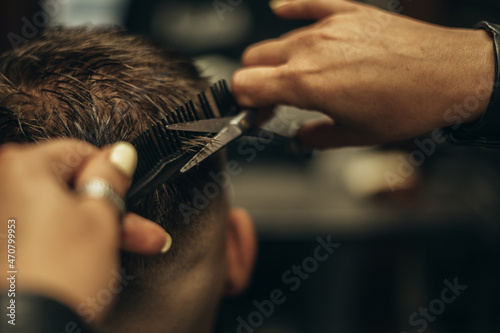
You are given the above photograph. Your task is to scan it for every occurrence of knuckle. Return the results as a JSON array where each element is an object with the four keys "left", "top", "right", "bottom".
[
  {"left": 279, "top": 65, "right": 303, "bottom": 84},
  {"left": 281, "top": 55, "right": 318, "bottom": 84},
  {"left": 275, "top": 66, "right": 305, "bottom": 105},
  {"left": 311, "top": 30, "right": 332, "bottom": 43},
  {"left": 292, "top": 31, "right": 312, "bottom": 46},
  {"left": 293, "top": 29, "right": 335, "bottom": 49}
]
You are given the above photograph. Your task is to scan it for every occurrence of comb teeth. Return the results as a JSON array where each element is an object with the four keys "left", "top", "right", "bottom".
[
  {"left": 210, "top": 82, "right": 226, "bottom": 115},
  {"left": 224, "top": 81, "right": 240, "bottom": 115},
  {"left": 130, "top": 79, "right": 240, "bottom": 185},
  {"left": 177, "top": 105, "right": 188, "bottom": 122},
  {"left": 132, "top": 115, "right": 182, "bottom": 181},
  {"left": 198, "top": 91, "right": 215, "bottom": 119},
  {"left": 213, "top": 80, "right": 240, "bottom": 116}
]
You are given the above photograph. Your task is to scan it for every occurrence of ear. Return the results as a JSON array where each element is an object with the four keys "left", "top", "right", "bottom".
[{"left": 224, "top": 207, "right": 257, "bottom": 296}]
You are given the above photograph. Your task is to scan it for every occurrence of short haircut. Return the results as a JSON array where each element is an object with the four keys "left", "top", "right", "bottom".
[{"left": 0, "top": 27, "right": 226, "bottom": 273}]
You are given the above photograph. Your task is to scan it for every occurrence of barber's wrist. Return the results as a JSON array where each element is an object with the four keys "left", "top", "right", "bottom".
[
  {"left": 446, "top": 28, "right": 495, "bottom": 125},
  {"left": 433, "top": 27, "right": 493, "bottom": 130},
  {"left": 466, "top": 28, "right": 495, "bottom": 120},
  {"left": 444, "top": 21, "right": 500, "bottom": 147}
]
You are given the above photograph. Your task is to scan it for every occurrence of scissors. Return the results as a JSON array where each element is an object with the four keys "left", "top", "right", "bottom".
[
  {"left": 165, "top": 108, "right": 297, "bottom": 173},
  {"left": 126, "top": 80, "right": 311, "bottom": 207}
]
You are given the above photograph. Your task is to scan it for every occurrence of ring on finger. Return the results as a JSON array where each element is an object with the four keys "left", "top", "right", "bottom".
[{"left": 76, "top": 178, "right": 126, "bottom": 216}]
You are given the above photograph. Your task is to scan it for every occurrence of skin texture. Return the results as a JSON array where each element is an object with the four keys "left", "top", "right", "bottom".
[
  {"left": 103, "top": 207, "right": 257, "bottom": 333},
  {"left": 0, "top": 140, "right": 168, "bottom": 323},
  {"left": 0, "top": 139, "right": 258, "bottom": 332},
  {"left": 233, "top": 0, "right": 496, "bottom": 149}
]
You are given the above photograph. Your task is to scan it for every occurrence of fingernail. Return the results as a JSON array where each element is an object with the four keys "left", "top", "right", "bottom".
[
  {"left": 161, "top": 232, "right": 173, "bottom": 254},
  {"left": 109, "top": 142, "right": 138, "bottom": 178},
  {"left": 269, "top": 0, "right": 290, "bottom": 9}
]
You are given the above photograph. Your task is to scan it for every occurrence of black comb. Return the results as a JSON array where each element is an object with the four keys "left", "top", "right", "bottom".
[{"left": 125, "top": 80, "right": 239, "bottom": 207}]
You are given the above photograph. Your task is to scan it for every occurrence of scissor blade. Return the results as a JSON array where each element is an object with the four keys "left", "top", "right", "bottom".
[
  {"left": 165, "top": 118, "right": 231, "bottom": 133},
  {"left": 180, "top": 125, "right": 243, "bottom": 173}
]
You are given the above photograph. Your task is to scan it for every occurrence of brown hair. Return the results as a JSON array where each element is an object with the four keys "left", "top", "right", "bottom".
[{"left": 0, "top": 26, "right": 225, "bottom": 271}]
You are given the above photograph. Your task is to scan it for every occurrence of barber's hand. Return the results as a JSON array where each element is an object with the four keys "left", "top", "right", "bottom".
[
  {"left": 233, "top": 0, "right": 495, "bottom": 148},
  {"left": 0, "top": 140, "right": 170, "bottom": 323}
]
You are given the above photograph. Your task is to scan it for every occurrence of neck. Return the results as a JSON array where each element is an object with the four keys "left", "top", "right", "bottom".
[{"left": 103, "top": 266, "right": 224, "bottom": 333}]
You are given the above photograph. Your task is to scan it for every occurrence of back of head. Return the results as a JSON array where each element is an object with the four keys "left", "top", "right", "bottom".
[{"left": 0, "top": 27, "right": 230, "bottom": 332}]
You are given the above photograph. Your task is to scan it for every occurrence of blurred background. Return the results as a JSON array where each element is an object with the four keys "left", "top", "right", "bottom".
[{"left": 1, "top": 0, "right": 500, "bottom": 332}]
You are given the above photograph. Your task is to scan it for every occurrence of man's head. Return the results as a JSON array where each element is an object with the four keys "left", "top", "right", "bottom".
[{"left": 0, "top": 27, "right": 256, "bottom": 332}]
